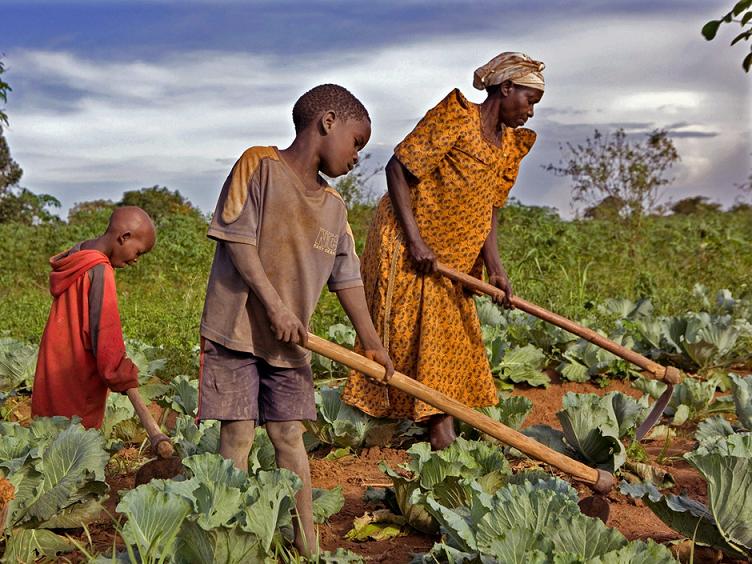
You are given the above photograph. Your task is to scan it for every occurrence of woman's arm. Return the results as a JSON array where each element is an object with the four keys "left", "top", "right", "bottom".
[
  {"left": 481, "top": 207, "right": 514, "bottom": 308},
  {"left": 386, "top": 155, "right": 437, "bottom": 274}
]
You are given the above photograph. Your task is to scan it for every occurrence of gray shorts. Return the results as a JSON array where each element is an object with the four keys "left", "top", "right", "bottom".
[{"left": 198, "top": 338, "right": 316, "bottom": 424}]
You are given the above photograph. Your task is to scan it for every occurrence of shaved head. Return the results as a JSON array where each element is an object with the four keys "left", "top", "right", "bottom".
[
  {"left": 105, "top": 206, "right": 156, "bottom": 267},
  {"left": 107, "top": 206, "right": 156, "bottom": 241}
]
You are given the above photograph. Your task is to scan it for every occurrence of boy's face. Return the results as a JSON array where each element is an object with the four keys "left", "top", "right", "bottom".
[
  {"left": 319, "top": 116, "right": 371, "bottom": 178},
  {"left": 111, "top": 229, "right": 156, "bottom": 268}
]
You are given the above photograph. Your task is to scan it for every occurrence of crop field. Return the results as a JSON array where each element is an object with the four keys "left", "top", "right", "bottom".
[{"left": 1, "top": 205, "right": 752, "bottom": 563}]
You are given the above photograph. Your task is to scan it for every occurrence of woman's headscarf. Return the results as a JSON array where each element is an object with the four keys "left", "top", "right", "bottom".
[{"left": 473, "top": 52, "right": 545, "bottom": 92}]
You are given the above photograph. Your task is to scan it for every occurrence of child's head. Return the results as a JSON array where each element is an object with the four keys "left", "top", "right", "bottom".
[
  {"left": 104, "top": 206, "right": 156, "bottom": 268},
  {"left": 292, "top": 84, "right": 371, "bottom": 178}
]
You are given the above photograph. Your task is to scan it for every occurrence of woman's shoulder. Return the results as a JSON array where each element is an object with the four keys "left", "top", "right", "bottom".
[
  {"left": 506, "top": 127, "right": 537, "bottom": 158},
  {"left": 428, "top": 88, "right": 474, "bottom": 118}
]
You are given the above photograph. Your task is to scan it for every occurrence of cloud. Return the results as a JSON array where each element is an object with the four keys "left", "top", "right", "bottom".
[{"left": 2, "top": 3, "right": 749, "bottom": 219}]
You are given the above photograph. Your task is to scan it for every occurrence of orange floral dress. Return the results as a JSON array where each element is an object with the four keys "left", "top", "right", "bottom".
[{"left": 342, "top": 89, "right": 536, "bottom": 421}]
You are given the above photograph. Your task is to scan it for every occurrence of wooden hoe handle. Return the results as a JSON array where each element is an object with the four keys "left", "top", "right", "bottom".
[
  {"left": 126, "top": 388, "right": 175, "bottom": 459},
  {"left": 436, "top": 263, "right": 682, "bottom": 385},
  {"left": 305, "top": 333, "right": 615, "bottom": 494}
]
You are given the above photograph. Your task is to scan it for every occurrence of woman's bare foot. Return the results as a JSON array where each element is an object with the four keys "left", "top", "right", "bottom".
[{"left": 428, "top": 414, "right": 456, "bottom": 450}]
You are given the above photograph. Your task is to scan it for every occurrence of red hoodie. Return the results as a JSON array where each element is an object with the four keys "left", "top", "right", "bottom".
[{"left": 31, "top": 245, "right": 139, "bottom": 428}]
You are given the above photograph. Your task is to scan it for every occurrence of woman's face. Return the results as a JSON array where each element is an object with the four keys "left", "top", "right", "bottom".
[{"left": 498, "top": 84, "right": 543, "bottom": 128}]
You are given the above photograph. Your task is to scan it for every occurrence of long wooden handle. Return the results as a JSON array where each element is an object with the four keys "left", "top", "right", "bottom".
[
  {"left": 126, "top": 388, "right": 174, "bottom": 458},
  {"left": 304, "top": 333, "right": 615, "bottom": 493},
  {"left": 437, "top": 263, "right": 682, "bottom": 385}
]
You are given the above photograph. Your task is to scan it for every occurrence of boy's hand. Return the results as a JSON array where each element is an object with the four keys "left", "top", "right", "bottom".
[
  {"left": 269, "top": 305, "right": 308, "bottom": 345},
  {"left": 363, "top": 347, "right": 395, "bottom": 385},
  {"left": 488, "top": 271, "right": 514, "bottom": 309}
]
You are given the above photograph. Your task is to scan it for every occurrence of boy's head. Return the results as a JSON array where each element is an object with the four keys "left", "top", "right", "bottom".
[
  {"left": 292, "top": 84, "right": 371, "bottom": 178},
  {"left": 105, "top": 206, "right": 156, "bottom": 268}
]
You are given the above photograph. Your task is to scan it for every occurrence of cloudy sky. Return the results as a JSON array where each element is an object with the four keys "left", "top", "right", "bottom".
[{"left": 2, "top": 0, "right": 750, "bottom": 217}]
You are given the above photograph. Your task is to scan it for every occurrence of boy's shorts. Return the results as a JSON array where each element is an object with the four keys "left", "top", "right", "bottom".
[{"left": 198, "top": 338, "right": 316, "bottom": 424}]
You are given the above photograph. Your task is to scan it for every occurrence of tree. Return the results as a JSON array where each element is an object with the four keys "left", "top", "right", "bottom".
[
  {"left": 702, "top": 0, "right": 752, "bottom": 72},
  {"left": 67, "top": 198, "right": 115, "bottom": 224},
  {"left": 670, "top": 196, "right": 721, "bottom": 215},
  {"left": 0, "top": 58, "right": 61, "bottom": 225},
  {"left": 118, "top": 185, "right": 204, "bottom": 223},
  {"left": 544, "top": 128, "right": 680, "bottom": 226},
  {"left": 583, "top": 195, "right": 626, "bottom": 221},
  {"left": 0, "top": 59, "right": 11, "bottom": 129}
]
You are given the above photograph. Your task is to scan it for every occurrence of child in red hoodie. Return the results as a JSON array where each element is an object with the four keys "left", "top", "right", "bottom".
[{"left": 31, "top": 206, "right": 156, "bottom": 429}]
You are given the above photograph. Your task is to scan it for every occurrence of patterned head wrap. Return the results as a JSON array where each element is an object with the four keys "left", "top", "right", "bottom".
[{"left": 473, "top": 52, "right": 545, "bottom": 92}]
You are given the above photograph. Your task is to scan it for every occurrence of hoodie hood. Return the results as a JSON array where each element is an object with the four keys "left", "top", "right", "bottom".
[{"left": 49, "top": 246, "right": 111, "bottom": 297}]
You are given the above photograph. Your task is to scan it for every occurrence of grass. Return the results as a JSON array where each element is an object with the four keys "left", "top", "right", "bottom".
[{"left": 1, "top": 202, "right": 750, "bottom": 375}]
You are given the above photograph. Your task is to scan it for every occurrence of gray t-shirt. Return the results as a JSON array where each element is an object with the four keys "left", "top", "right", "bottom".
[{"left": 201, "top": 146, "right": 362, "bottom": 367}]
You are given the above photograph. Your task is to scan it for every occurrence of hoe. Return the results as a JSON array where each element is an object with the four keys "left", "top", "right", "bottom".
[{"left": 133, "top": 264, "right": 681, "bottom": 520}]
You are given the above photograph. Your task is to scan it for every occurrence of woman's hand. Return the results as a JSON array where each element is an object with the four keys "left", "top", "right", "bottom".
[
  {"left": 488, "top": 270, "right": 514, "bottom": 309},
  {"left": 408, "top": 236, "right": 438, "bottom": 274},
  {"left": 363, "top": 346, "right": 395, "bottom": 385}
]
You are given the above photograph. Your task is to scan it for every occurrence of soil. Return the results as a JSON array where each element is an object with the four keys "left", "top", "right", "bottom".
[{"left": 59, "top": 375, "right": 746, "bottom": 563}]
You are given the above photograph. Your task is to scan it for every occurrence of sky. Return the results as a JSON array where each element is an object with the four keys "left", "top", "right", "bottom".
[{"left": 1, "top": 0, "right": 750, "bottom": 218}]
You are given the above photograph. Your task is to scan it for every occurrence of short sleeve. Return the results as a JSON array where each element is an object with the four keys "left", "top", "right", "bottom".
[
  {"left": 394, "top": 89, "right": 470, "bottom": 180},
  {"left": 328, "top": 222, "right": 363, "bottom": 291},
  {"left": 494, "top": 128, "right": 537, "bottom": 208},
  {"left": 207, "top": 146, "right": 277, "bottom": 245}
]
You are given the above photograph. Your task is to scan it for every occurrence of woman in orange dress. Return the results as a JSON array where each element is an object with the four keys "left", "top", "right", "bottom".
[{"left": 343, "top": 52, "right": 545, "bottom": 448}]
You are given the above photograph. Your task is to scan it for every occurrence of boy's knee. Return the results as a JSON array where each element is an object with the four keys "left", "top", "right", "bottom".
[
  {"left": 266, "top": 421, "right": 304, "bottom": 449},
  {"left": 220, "top": 420, "right": 255, "bottom": 451}
]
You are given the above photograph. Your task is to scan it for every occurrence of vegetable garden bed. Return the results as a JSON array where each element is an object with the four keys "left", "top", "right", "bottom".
[{"left": 2, "top": 290, "right": 751, "bottom": 563}]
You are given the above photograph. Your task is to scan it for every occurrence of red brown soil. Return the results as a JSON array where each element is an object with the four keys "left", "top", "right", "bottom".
[
  {"left": 309, "top": 373, "right": 743, "bottom": 562},
  {"left": 311, "top": 447, "right": 434, "bottom": 561},
  {"left": 58, "top": 375, "right": 745, "bottom": 563}
]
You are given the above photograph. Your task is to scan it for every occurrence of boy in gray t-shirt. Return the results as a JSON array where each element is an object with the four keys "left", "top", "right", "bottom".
[{"left": 199, "top": 84, "right": 393, "bottom": 557}]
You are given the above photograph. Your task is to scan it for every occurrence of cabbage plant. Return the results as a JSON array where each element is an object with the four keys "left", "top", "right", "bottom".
[
  {"left": 114, "top": 452, "right": 344, "bottom": 563},
  {"left": 381, "top": 438, "right": 511, "bottom": 534},
  {"left": 557, "top": 333, "right": 643, "bottom": 382},
  {"left": 476, "top": 297, "right": 577, "bottom": 358},
  {"left": 633, "top": 375, "right": 733, "bottom": 426},
  {"left": 457, "top": 394, "right": 532, "bottom": 441},
  {"left": 0, "top": 337, "right": 37, "bottom": 394},
  {"left": 172, "top": 414, "right": 275, "bottom": 473},
  {"left": 414, "top": 475, "right": 675, "bottom": 563},
  {"left": 730, "top": 373, "right": 752, "bottom": 430},
  {"left": 631, "top": 311, "right": 751, "bottom": 372},
  {"left": 622, "top": 433, "right": 752, "bottom": 560},
  {"left": 0, "top": 418, "right": 109, "bottom": 562},
  {"left": 694, "top": 373, "right": 752, "bottom": 445},
  {"left": 304, "top": 385, "right": 423, "bottom": 450},
  {"left": 524, "top": 392, "right": 648, "bottom": 472}
]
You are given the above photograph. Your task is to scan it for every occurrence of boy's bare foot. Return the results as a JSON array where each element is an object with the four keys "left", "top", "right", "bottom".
[{"left": 428, "top": 414, "right": 456, "bottom": 450}]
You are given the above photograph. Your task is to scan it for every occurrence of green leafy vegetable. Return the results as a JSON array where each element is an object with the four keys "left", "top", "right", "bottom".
[
  {"left": 634, "top": 375, "right": 733, "bottom": 425},
  {"left": 381, "top": 438, "right": 511, "bottom": 533},
  {"left": 0, "top": 338, "right": 37, "bottom": 394},
  {"left": 557, "top": 334, "right": 642, "bottom": 383},
  {"left": 163, "top": 375, "right": 199, "bottom": 417},
  {"left": 116, "top": 453, "right": 304, "bottom": 562},
  {"left": 622, "top": 432, "right": 752, "bottom": 559},
  {"left": 304, "top": 385, "right": 422, "bottom": 450},
  {"left": 312, "top": 486, "right": 345, "bottom": 524},
  {"left": 458, "top": 394, "right": 532, "bottom": 441},
  {"left": 0, "top": 418, "right": 109, "bottom": 561},
  {"left": 415, "top": 475, "right": 675, "bottom": 563},
  {"left": 523, "top": 392, "right": 647, "bottom": 472},
  {"left": 730, "top": 373, "right": 752, "bottom": 430}
]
